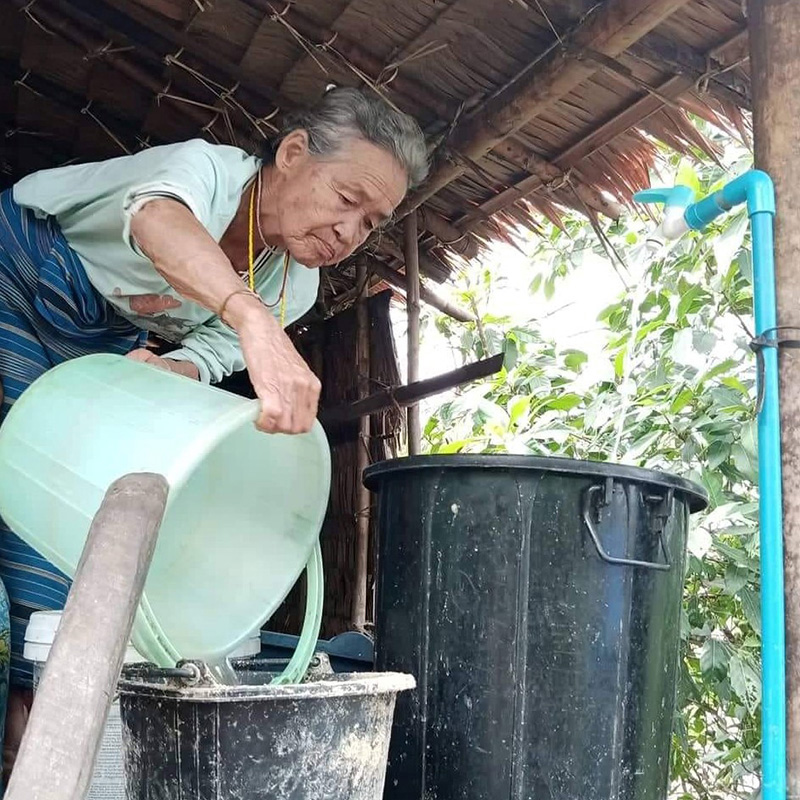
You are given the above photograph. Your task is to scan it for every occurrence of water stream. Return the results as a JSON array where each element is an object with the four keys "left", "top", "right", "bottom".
[{"left": 205, "top": 657, "right": 240, "bottom": 686}]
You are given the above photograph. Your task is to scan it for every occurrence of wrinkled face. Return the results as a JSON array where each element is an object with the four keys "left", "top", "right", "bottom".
[{"left": 268, "top": 130, "right": 409, "bottom": 268}]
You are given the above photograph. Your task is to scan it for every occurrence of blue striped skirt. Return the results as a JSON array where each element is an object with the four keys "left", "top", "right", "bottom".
[{"left": 0, "top": 189, "right": 146, "bottom": 686}]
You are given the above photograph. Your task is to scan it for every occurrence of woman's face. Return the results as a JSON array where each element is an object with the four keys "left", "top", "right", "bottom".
[{"left": 268, "top": 130, "right": 409, "bottom": 268}]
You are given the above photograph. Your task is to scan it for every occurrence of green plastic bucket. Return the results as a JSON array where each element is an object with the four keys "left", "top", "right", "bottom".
[{"left": 0, "top": 354, "right": 331, "bottom": 668}]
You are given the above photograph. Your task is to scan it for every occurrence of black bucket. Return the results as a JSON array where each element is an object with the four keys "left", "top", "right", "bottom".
[
  {"left": 119, "top": 667, "right": 414, "bottom": 799},
  {"left": 364, "top": 455, "right": 707, "bottom": 800}
]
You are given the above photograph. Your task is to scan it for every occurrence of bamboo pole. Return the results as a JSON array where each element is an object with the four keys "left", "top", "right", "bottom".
[
  {"left": 366, "top": 259, "right": 475, "bottom": 323},
  {"left": 405, "top": 212, "right": 422, "bottom": 455},
  {"left": 750, "top": 3, "right": 800, "bottom": 795},
  {"left": 351, "top": 260, "right": 371, "bottom": 630},
  {"left": 319, "top": 354, "right": 504, "bottom": 427}
]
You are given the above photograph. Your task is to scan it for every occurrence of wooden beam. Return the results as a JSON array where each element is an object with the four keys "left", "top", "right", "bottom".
[
  {"left": 458, "top": 25, "right": 753, "bottom": 231},
  {"left": 13, "top": 1, "right": 246, "bottom": 144},
  {"left": 366, "top": 259, "right": 475, "bottom": 323},
  {"left": 493, "top": 138, "right": 623, "bottom": 219},
  {"left": 58, "top": 0, "right": 283, "bottom": 110},
  {"left": 399, "top": 0, "right": 692, "bottom": 214},
  {"left": 351, "top": 259, "right": 371, "bottom": 630},
  {"left": 320, "top": 354, "right": 505, "bottom": 427},
  {"left": 373, "top": 236, "right": 451, "bottom": 284},
  {"left": 242, "top": 1, "right": 457, "bottom": 122},
  {"left": 460, "top": 72, "right": 694, "bottom": 230},
  {"left": 0, "top": 56, "right": 157, "bottom": 155},
  {"left": 404, "top": 213, "right": 422, "bottom": 455},
  {"left": 5, "top": 474, "right": 168, "bottom": 800},
  {"left": 66, "top": 0, "right": 478, "bottom": 260},
  {"left": 750, "top": 1, "right": 797, "bottom": 794},
  {"left": 628, "top": 32, "right": 750, "bottom": 109},
  {"left": 417, "top": 207, "right": 479, "bottom": 259}
]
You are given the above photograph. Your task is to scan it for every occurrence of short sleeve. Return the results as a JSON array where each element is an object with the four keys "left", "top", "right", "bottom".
[{"left": 121, "top": 140, "right": 223, "bottom": 254}]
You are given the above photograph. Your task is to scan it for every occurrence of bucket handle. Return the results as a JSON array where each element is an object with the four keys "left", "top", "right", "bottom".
[{"left": 581, "top": 483, "right": 671, "bottom": 571}]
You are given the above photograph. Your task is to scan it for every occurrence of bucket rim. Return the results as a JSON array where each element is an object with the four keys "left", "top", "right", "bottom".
[
  {"left": 117, "top": 671, "right": 415, "bottom": 703},
  {"left": 363, "top": 454, "right": 708, "bottom": 512}
]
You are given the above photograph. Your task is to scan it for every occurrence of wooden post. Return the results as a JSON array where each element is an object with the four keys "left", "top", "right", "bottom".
[
  {"left": 351, "top": 260, "right": 371, "bottom": 629},
  {"left": 405, "top": 212, "right": 422, "bottom": 455},
  {"left": 750, "top": 2, "right": 800, "bottom": 795},
  {"left": 6, "top": 474, "right": 168, "bottom": 800},
  {"left": 365, "top": 258, "right": 476, "bottom": 323}
]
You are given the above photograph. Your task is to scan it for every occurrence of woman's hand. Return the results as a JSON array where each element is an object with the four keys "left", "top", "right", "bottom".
[
  {"left": 126, "top": 348, "right": 201, "bottom": 380},
  {"left": 227, "top": 294, "right": 321, "bottom": 434}
]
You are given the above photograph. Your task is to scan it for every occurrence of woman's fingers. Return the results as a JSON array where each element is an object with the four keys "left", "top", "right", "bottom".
[
  {"left": 126, "top": 348, "right": 156, "bottom": 363},
  {"left": 253, "top": 370, "right": 320, "bottom": 434}
]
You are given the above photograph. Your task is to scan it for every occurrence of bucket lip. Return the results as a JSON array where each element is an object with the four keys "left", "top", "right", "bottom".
[
  {"left": 117, "top": 671, "right": 415, "bottom": 702},
  {"left": 363, "top": 454, "right": 708, "bottom": 512}
]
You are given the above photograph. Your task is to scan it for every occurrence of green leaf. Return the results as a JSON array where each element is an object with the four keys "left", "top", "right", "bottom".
[
  {"left": 713, "top": 211, "right": 749, "bottom": 275},
  {"left": 529, "top": 273, "right": 543, "bottom": 294},
  {"left": 700, "top": 637, "right": 730, "bottom": 678},
  {"left": 613, "top": 348, "right": 626, "bottom": 379},
  {"left": 731, "top": 443, "right": 758, "bottom": 483},
  {"left": 693, "top": 330, "right": 717, "bottom": 355},
  {"left": 508, "top": 395, "right": 530, "bottom": 426},
  {"left": 741, "top": 419, "right": 758, "bottom": 460},
  {"left": 729, "top": 654, "right": 761, "bottom": 713},
  {"left": 437, "top": 439, "right": 470, "bottom": 454},
  {"left": 677, "top": 285, "right": 709, "bottom": 320},
  {"left": 503, "top": 337, "right": 519, "bottom": 371},
  {"left": 675, "top": 158, "right": 702, "bottom": 197},
  {"left": 670, "top": 387, "right": 694, "bottom": 414},
  {"left": 706, "top": 440, "right": 730, "bottom": 470},
  {"left": 740, "top": 587, "right": 761, "bottom": 635},
  {"left": 545, "top": 393, "right": 583, "bottom": 411},
  {"left": 721, "top": 375, "right": 751, "bottom": 396},
  {"left": 544, "top": 275, "right": 556, "bottom": 301},
  {"left": 724, "top": 563, "right": 751, "bottom": 596},
  {"left": 714, "top": 540, "right": 759, "bottom": 571},
  {"left": 563, "top": 349, "right": 588, "bottom": 372},
  {"left": 700, "top": 469, "right": 725, "bottom": 508},
  {"left": 623, "top": 429, "right": 663, "bottom": 462}
]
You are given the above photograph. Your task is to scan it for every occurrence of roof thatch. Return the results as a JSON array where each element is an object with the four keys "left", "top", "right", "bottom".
[{"left": 0, "top": 0, "right": 750, "bottom": 303}]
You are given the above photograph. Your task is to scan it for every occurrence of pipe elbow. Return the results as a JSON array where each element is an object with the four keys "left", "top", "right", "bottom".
[
  {"left": 722, "top": 170, "right": 776, "bottom": 217},
  {"left": 744, "top": 170, "right": 776, "bottom": 217}
]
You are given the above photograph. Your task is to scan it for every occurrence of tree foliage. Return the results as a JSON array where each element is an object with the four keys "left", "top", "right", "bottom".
[{"left": 422, "top": 143, "right": 762, "bottom": 799}]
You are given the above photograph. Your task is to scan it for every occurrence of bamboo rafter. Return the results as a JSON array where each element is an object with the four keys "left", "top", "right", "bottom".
[
  {"left": 398, "top": 0, "right": 693, "bottom": 216},
  {"left": 458, "top": 26, "right": 749, "bottom": 233}
]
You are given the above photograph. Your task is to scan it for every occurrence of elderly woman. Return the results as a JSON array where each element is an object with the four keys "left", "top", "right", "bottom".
[{"left": 0, "top": 86, "right": 427, "bottom": 768}]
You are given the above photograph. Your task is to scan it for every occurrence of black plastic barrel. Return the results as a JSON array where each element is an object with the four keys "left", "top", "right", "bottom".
[
  {"left": 118, "top": 668, "right": 414, "bottom": 799},
  {"left": 364, "top": 455, "right": 707, "bottom": 800}
]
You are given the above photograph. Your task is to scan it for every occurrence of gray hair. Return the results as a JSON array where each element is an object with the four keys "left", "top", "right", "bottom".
[{"left": 264, "top": 87, "right": 429, "bottom": 190}]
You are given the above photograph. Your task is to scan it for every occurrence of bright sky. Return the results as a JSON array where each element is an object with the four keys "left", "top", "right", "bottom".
[{"left": 391, "top": 239, "right": 627, "bottom": 417}]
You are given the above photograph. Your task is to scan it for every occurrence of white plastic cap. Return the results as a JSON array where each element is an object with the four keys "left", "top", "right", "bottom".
[{"left": 23, "top": 610, "right": 145, "bottom": 665}]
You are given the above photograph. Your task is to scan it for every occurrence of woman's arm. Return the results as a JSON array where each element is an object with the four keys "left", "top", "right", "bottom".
[{"left": 129, "top": 198, "right": 320, "bottom": 435}]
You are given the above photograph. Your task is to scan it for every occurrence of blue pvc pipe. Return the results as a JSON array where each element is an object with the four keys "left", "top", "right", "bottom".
[
  {"left": 685, "top": 171, "right": 786, "bottom": 799},
  {"left": 751, "top": 208, "right": 786, "bottom": 800}
]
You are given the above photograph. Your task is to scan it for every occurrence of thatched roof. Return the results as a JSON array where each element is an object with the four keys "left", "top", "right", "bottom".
[{"left": 0, "top": 0, "right": 750, "bottom": 305}]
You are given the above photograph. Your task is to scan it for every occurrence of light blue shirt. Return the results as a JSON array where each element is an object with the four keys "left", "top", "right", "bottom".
[{"left": 13, "top": 139, "right": 319, "bottom": 383}]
